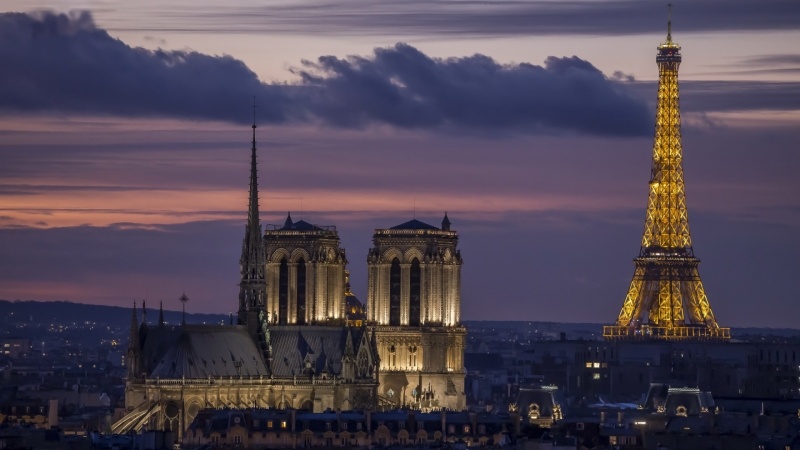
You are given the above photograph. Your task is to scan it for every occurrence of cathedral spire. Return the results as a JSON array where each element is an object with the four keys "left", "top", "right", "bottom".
[
  {"left": 248, "top": 103, "right": 260, "bottom": 239},
  {"left": 129, "top": 301, "right": 139, "bottom": 347},
  {"left": 158, "top": 301, "right": 164, "bottom": 327},
  {"left": 238, "top": 101, "right": 268, "bottom": 328},
  {"left": 127, "top": 301, "right": 141, "bottom": 379}
]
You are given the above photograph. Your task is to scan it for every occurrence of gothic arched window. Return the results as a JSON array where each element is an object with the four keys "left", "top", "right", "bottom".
[
  {"left": 279, "top": 258, "right": 288, "bottom": 325},
  {"left": 297, "top": 257, "right": 306, "bottom": 325},
  {"left": 410, "top": 258, "right": 421, "bottom": 326},
  {"left": 389, "top": 258, "right": 401, "bottom": 326}
]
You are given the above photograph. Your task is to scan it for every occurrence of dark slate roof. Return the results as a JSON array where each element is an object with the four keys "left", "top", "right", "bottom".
[
  {"left": 269, "top": 326, "right": 363, "bottom": 377},
  {"left": 280, "top": 214, "right": 323, "bottom": 231},
  {"left": 149, "top": 325, "right": 269, "bottom": 378},
  {"left": 140, "top": 325, "right": 183, "bottom": 374},
  {"left": 390, "top": 219, "right": 439, "bottom": 230}
]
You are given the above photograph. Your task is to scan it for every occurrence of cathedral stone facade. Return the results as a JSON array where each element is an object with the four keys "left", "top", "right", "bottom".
[
  {"left": 367, "top": 217, "right": 467, "bottom": 411},
  {"left": 264, "top": 214, "right": 347, "bottom": 325},
  {"left": 114, "top": 123, "right": 468, "bottom": 443},
  {"left": 113, "top": 122, "right": 380, "bottom": 441}
]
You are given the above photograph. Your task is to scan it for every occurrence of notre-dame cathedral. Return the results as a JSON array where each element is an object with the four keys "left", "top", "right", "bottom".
[
  {"left": 114, "top": 121, "right": 466, "bottom": 439},
  {"left": 368, "top": 218, "right": 466, "bottom": 411}
]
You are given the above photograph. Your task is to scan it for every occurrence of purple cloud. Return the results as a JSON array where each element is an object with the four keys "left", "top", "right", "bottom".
[{"left": 0, "top": 11, "right": 651, "bottom": 136}]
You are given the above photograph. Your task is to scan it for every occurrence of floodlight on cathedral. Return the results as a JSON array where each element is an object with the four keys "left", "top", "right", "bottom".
[{"left": 603, "top": 9, "right": 730, "bottom": 341}]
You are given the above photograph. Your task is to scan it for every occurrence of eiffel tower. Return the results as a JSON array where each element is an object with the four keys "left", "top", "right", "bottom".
[{"left": 603, "top": 9, "right": 730, "bottom": 341}]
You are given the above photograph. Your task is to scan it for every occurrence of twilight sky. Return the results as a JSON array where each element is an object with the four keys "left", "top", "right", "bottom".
[{"left": 1, "top": 1, "right": 799, "bottom": 328}]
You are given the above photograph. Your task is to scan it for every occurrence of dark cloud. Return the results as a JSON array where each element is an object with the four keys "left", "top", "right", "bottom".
[
  {"left": 712, "top": 54, "right": 800, "bottom": 77},
  {"left": 0, "top": 11, "right": 289, "bottom": 124},
  {"left": 626, "top": 80, "right": 800, "bottom": 113},
  {"left": 106, "top": 0, "right": 800, "bottom": 37},
  {"left": 0, "top": 184, "right": 161, "bottom": 195},
  {"left": 0, "top": 11, "right": 651, "bottom": 136},
  {"left": 293, "top": 46, "right": 651, "bottom": 135},
  {"left": 740, "top": 54, "right": 800, "bottom": 66},
  {"left": 682, "top": 81, "right": 800, "bottom": 113}
]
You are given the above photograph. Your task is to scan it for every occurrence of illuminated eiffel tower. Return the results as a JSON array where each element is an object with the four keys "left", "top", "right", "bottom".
[{"left": 603, "top": 9, "right": 730, "bottom": 341}]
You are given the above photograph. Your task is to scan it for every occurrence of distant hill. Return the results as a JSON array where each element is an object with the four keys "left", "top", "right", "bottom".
[
  {"left": 0, "top": 299, "right": 228, "bottom": 329},
  {"left": 2, "top": 299, "right": 798, "bottom": 338}
]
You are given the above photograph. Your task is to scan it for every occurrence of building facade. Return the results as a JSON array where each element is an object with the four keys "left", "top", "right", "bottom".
[
  {"left": 114, "top": 121, "right": 380, "bottom": 441},
  {"left": 263, "top": 214, "right": 347, "bottom": 325},
  {"left": 367, "top": 216, "right": 466, "bottom": 411}
]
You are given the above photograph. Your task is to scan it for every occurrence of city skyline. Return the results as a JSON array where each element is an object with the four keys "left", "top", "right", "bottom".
[{"left": 0, "top": 1, "right": 798, "bottom": 328}]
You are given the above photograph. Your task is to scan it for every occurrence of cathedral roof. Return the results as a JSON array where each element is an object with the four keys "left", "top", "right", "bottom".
[
  {"left": 269, "top": 326, "right": 366, "bottom": 377},
  {"left": 282, "top": 219, "right": 322, "bottom": 231},
  {"left": 279, "top": 213, "right": 324, "bottom": 231},
  {"left": 148, "top": 325, "right": 269, "bottom": 378},
  {"left": 137, "top": 322, "right": 374, "bottom": 381},
  {"left": 390, "top": 219, "right": 439, "bottom": 230}
]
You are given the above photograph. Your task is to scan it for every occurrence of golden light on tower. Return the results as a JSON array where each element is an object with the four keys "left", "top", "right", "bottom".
[{"left": 603, "top": 6, "right": 730, "bottom": 341}]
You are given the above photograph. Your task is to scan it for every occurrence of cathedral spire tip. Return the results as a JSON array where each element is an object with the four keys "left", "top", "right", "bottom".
[{"left": 251, "top": 96, "right": 257, "bottom": 145}]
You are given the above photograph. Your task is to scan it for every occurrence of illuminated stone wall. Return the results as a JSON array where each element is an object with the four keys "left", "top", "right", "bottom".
[
  {"left": 264, "top": 224, "right": 346, "bottom": 325},
  {"left": 366, "top": 218, "right": 466, "bottom": 411}
]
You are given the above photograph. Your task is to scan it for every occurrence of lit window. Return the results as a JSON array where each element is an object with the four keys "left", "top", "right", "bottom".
[
  {"left": 281, "top": 421, "right": 287, "bottom": 429},
  {"left": 585, "top": 362, "right": 592, "bottom": 368},
  {"left": 593, "top": 373, "right": 601, "bottom": 380},
  {"left": 593, "top": 362, "right": 600, "bottom": 368}
]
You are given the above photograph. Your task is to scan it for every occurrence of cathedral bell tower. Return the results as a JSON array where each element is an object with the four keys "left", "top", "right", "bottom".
[
  {"left": 263, "top": 213, "right": 348, "bottom": 325},
  {"left": 237, "top": 111, "right": 268, "bottom": 334},
  {"left": 367, "top": 215, "right": 466, "bottom": 411}
]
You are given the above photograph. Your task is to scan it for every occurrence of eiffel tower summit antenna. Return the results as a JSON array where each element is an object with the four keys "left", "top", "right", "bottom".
[
  {"left": 667, "top": 3, "right": 673, "bottom": 43},
  {"left": 603, "top": 9, "right": 730, "bottom": 342}
]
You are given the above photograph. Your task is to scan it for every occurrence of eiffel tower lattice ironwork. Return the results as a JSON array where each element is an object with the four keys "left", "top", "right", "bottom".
[{"left": 603, "top": 9, "right": 729, "bottom": 341}]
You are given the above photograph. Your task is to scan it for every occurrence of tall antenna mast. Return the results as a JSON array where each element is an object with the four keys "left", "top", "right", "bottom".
[
  {"left": 179, "top": 293, "right": 189, "bottom": 326},
  {"left": 667, "top": 3, "right": 673, "bottom": 42}
]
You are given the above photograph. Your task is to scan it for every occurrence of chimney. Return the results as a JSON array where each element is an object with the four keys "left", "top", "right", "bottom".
[{"left": 48, "top": 399, "right": 59, "bottom": 428}]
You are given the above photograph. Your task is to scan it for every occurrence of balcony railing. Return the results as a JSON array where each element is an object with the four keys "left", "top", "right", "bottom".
[{"left": 603, "top": 325, "right": 730, "bottom": 341}]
